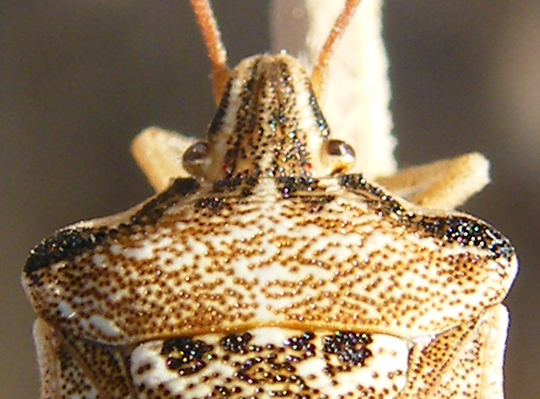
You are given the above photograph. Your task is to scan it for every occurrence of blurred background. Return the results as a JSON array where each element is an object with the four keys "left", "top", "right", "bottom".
[{"left": 1, "top": 0, "right": 538, "bottom": 397}]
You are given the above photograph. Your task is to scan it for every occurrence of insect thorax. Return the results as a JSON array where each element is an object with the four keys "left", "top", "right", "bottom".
[{"left": 23, "top": 38, "right": 517, "bottom": 399}]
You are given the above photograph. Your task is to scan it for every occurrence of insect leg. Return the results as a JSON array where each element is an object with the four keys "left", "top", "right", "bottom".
[
  {"left": 132, "top": 127, "right": 196, "bottom": 192},
  {"left": 376, "top": 152, "right": 490, "bottom": 209}
]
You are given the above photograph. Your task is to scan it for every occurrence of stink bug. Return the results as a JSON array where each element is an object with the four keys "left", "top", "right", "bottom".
[{"left": 22, "top": 1, "right": 517, "bottom": 398}]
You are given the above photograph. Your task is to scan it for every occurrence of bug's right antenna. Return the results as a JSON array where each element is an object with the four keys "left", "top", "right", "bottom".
[
  {"left": 189, "top": 0, "right": 230, "bottom": 105},
  {"left": 311, "top": 0, "right": 363, "bottom": 99}
]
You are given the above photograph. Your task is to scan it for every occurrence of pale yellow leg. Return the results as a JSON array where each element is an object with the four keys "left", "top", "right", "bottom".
[
  {"left": 376, "top": 152, "right": 490, "bottom": 210},
  {"left": 131, "top": 127, "right": 197, "bottom": 193}
]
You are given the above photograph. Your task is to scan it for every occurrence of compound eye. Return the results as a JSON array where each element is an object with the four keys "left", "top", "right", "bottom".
[
  {"left": 182, "top": 141, "right": 210, "bottom": 179},
  {"left": 321, "top": 139, "right": 356, "bottom": 174}
]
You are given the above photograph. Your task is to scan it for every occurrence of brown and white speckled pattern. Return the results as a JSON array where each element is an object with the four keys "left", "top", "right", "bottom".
[
  {"left": 131, "top": 328, "right": 407, "bottom": 399},
  {"left": 23, "top": 55, "right": 517, "bottom": 398}
]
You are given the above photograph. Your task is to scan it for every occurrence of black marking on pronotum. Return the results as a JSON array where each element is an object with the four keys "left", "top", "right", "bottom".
[
  {"left": 24, "top": 227, "right": 110, "bottom": 279},
  {"left": 195, "top": 196, "right": 229, "bottom": 212},
  {"left": 211, "top": 175, "right": 258, "bottom": 194},
  {"left": 24, "top": 178, "right": 200, "bottom": 279},
  {"left": 340, "top": 174, "right": 515, "bottom": 259},
  {"left": 339, "top": 174, "right": 406, "bottom": 216},
  {"left": 418, "top": 215, "right": 515, "bottom": 260},
  {"left": 130, "top": 178, "right": 200, "bottom": 225},
  {"left": 212, "top": 177, "right": 244, "bottom": 192},
  {"left": 277, "top": 176, "right": 319, "bottom": 198}
]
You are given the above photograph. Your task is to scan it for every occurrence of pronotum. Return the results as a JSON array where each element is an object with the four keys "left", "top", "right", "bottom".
[{"left": 22, "top": 1, "right": 518, "bottom": 398}]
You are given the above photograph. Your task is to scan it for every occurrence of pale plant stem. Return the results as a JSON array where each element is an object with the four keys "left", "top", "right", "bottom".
[{"left": 270, "top": 0, "right": 396, "bottom": 179}]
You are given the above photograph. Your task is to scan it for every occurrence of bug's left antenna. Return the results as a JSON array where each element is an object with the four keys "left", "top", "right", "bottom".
[{"left": 189, "top": 0, "right": 230, "bottom": 104}]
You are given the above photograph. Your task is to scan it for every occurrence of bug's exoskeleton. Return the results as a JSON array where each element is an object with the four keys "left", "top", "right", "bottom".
[{"left": 23, "top": 1, "right": 517, "bottom": 398}]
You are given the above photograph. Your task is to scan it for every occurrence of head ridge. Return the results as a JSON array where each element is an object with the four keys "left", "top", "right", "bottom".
[{"left": 183, "top": 54, "right": 355, "bottom": 183}]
